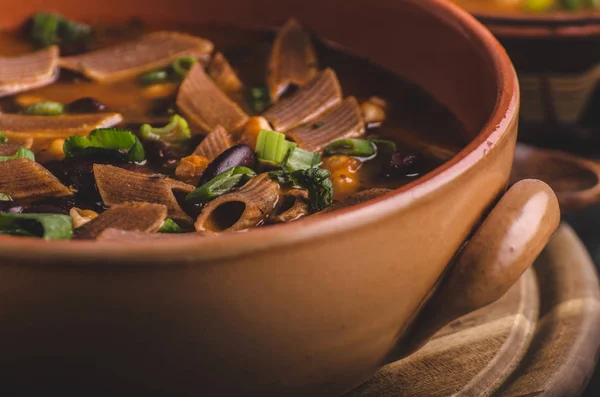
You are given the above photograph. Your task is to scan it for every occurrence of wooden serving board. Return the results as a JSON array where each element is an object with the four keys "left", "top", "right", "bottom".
[{"left": 344, "top": 224, "right": 600, "bottom": 397}]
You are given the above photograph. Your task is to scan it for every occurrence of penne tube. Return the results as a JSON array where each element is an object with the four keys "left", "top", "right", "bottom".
[
  {"left": 74, "top": 202, "right": 168, "bottom": 240},
  {"left": 267, "top": 18, "right": 318, "bottom": 102},
  {"left": 0, "top": 46, "right": 59, "bottom": 98},
  {"left": 0, "top": 113, "right": 123, "bottom": 151},
  {"left": 269, "top": 188, "right": 310, "bottom": 224},
  {"left": 177, "top": 63, "right": 249, "bottom": 134},
  {"left": 195, "top": 174, "right": 280, "bottom": 233},
  {"left": 60, "top": 32, "right": 214, "bottom": 82},
  {"left": 208, "top": 52, "right": 244, "bottom": 94},
  {"left": 193, "top": 125, "right": 234, "bottom": 160},
  {"left": 0, "top": 158, "right": 72, "bottom": 200},
  {"left": 287, "top": 97, "right": 365, "bottom": 152},
  {"left": 94, "top": 164, "right": 194, "bottom": 226},
  {"left": 264, "top": 68, "right": 342, "bottom": 132}
]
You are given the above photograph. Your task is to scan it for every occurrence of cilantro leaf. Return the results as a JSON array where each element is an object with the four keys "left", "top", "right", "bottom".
[{"left": 269, "top": 167, "right": 333, "bottom": 211}]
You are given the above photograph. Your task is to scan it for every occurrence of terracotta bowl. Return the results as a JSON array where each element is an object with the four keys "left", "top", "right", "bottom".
[
  {"left": 0, "top": 1, "right": 559, "bottom": 396},
  {"left": 464, "top": 8, "right": 600, "bottom": 153}
]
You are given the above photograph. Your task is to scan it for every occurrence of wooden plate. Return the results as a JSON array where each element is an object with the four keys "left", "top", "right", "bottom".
[{"left": 344, "top": 224, "right": 600, "bottom": 397}]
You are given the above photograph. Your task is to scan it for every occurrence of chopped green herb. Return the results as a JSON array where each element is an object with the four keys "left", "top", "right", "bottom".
[
  {"left": 0, "top": 147, "right": 35, "bottom": 163},
  {"left": 140, "top": 70, "right": 170, "bottom": 86},
  {"left": 29, "top": 12, "right": 92, "bottom": 49},
  {"left": 0, "top": 213, "right": 73, "bottom": 240},
  {"left": 158, "top": 218, "right": 186, "bottom": 233},
  {"left": 282, "top": 147, "right": 321, "bottom": 173},
  {"left": 171, "top": 56, "right": 197, "bottom": 79},
  {"left": 269, "top": 167, "right": 333, "bottom": 211},
  {"left": 247, "top": 86, "right": 270, "bottom": 114},
  {"left": 140, "top": 115, "right": 191, "bottom": 145},
  {"left": 0, "top": 132, "right": 7, "bottom": 144},
  {"left": 21, "top": 100, "right": 65, "bottom": 116},
  {"left": 324, "top": 139, "right": 377, "bottom": 157},
  {"left": 186, "top": 166, "right": 256, "bottom": 203},
  {"left": 255, "top": 130, "right": 297, "bottom": 166},
  {"left": 63, "top": 128, "right": 145, "bottom": 162},
  {"left": 0, "top": 193, "right": 11, "bottom": 201},
  {"left": 140, "top": 57, "right": 197, "bottom": 86}
]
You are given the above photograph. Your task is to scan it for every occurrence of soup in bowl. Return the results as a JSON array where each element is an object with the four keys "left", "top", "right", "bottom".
[
  {"left": 0, "top": 12, "right": 468, "bottom": 238},
  {"left": 0, "top": 0, "right": 558, "bottom": 396}
]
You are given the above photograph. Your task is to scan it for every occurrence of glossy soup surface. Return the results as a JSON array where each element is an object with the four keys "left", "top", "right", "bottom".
[{"left": 0, "top": 16, "right": 468, "bottom": 239}]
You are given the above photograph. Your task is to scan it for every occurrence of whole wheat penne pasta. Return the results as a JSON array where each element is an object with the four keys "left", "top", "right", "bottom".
[{"left": 195, "top": 174, "right": 280, "bottom": 233}]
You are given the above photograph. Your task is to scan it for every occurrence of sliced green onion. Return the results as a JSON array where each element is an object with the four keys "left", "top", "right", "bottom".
[
  {"left": 269, "top": 167, "right": 333, "bottom": 211},
  {"left": 370, "top": 139, "right": 397, "bottom": 157},
  {"left": 247, "top": 86, "right": 270, "bottom": 114},
  {"left": 0, "top": 213, "right": 73, "bottom": 240},
  {"left": 140, "top": 69, "right": 170, "bottom": 86},
  {"left": 282, "top": 147, "right": 321, "bottom": 172},
  {"left": 323, "top": 139, "right": 376, "bottom": 157},
  {"left": 0, "top": 132, "right": 7, "bottom": 144},
  {"left": 186, "top": 166, "right": 256, "bottom": 203},
  {"left": 63, "top": 128, "right": 145, "bottom": 162},
  {"left": 29, "top": 12, "right": 92, "bottom": 49},
  {"left": 255, "top": 130, "right": 296, "bottom": 166},
  {"left": 172, "top": 57, "right": 197, "bottom": 79},
  {"left": 0, "top": 193, "right": 11, "bottom": 201},
  {"left": 21, "top": 100, "right": 65, "bottom": 116},
  {"left": 158, "top": 218, "right": 185, "bottom": 233},
  {"left": 140, "top": 57, "right": 197, "bottom": 86},
  {"left": 140, "top": 115, "right": 191, "bottom": 145},
  {"left": 0, "top": 147, "right": 35, "bottom": 163}
]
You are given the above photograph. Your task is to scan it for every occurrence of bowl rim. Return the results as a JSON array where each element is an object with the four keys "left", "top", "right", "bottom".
[{"left": 0, "top": 0, "right": 519, "bottom": 266}]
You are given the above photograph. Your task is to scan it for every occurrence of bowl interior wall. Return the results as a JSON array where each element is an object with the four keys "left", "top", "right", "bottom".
[{"left": 0, "top": 0, "right": 498, "bottom": 139}]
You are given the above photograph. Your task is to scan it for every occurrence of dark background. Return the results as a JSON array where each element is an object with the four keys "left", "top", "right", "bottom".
[{"left": 563, "top": 208, "right": 600, "bottom": 396}]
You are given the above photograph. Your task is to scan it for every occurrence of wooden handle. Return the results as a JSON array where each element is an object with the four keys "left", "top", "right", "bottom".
[
  {"left": 511, "top": 143, "right": 600, "bottom": 212},
  {"left": 393, "top": 179, "right": 560, "bottom": 358}
]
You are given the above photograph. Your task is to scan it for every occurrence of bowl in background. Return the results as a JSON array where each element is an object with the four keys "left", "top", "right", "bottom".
[
  {"left": 453, "top": 4, "right": 600, "bottom": 211},
  {"left": 465, "top": 8, "right": 600, "bottom": 152},
  {"left": 0, "top": 1, "right": 558, "bottom": 396}
]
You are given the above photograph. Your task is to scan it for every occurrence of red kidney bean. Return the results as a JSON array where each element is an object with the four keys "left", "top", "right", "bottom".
[
  {"left": 45, "top": 159, "right": 104, "bottom": 211},
  {"left": 142, "top": 140, "right": 182, "bottom": 169},
  {"left": 382, "top": 152, "right": 420, "bottom": 179},
  {"left": 173, "top": 190, "right": 204, "bottom": 220},
  {"left": 67, "top": 97, "right": 108, "bottom": 113},
  {"left": 198, "top": 144, "right": 257, "bottom": 186}
]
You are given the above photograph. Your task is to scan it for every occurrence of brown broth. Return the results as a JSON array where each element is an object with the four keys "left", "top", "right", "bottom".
[{"left": 0, "top": 21, "right": 468, "bottom": 214}]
